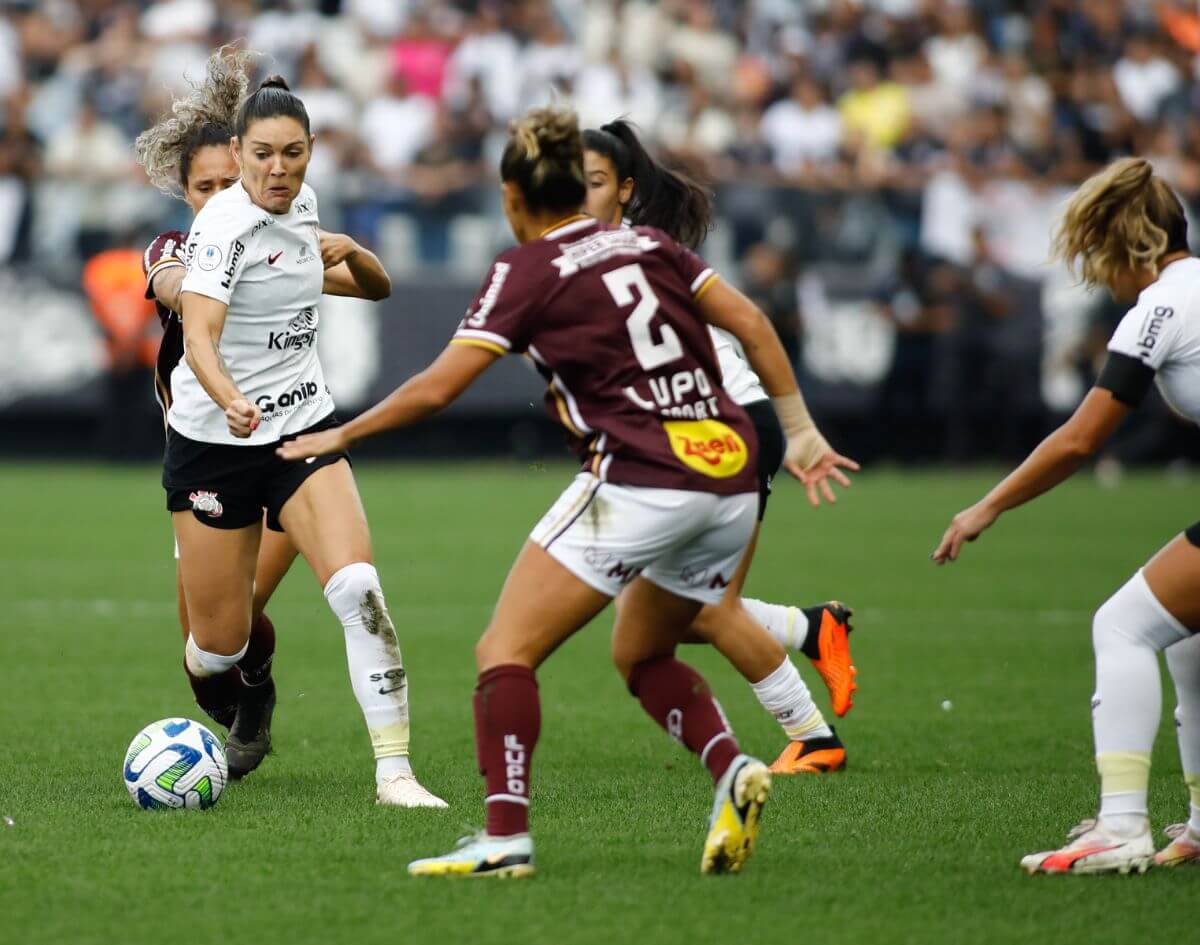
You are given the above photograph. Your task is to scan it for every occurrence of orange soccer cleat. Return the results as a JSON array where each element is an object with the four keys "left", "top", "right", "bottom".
[
  {"left": 805, "top": 602, "right": 858, "bottom": 717},
  {"left": 769, "top": 730, "right": 847, "bottom": 775}
]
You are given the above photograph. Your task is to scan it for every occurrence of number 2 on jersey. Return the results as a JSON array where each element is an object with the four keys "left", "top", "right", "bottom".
[{"left": 603, "top": 263, "right": 684, "bottom": 371}]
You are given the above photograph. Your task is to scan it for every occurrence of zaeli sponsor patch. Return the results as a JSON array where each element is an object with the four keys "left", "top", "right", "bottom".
[{"left": 663, "top": 420, "right": 748, "bottom": 478}]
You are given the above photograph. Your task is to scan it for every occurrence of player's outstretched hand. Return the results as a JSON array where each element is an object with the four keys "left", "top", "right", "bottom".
[
  {"left": 318, "top": 230, "right": 360, "bottom": 269},
  {"left": 932, "top": 502, "right": 999, "bottom": 564},
  {"left": 784, "top": 449, "right": 860, "bottom": 508},
  {"left": 226, "top": 398, "right": 261, "bottom": 438},
  {"left": 276, "top": 426, "right": 349, "bottom": 461}
]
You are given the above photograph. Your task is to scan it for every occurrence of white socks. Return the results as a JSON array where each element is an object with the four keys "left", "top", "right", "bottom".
[
  {"left": 1165, "top": 633, "right": 1200, "bottom": 834},
  {"left": 751, "top": 657, "right": 832, "bottom": 741},
  {"left": 323, "top": 562, "right": 412, "bottom": 788},
  {"left": 185, "top": 635, "right": 248, "bottom": 677},
  {"left": 1092, "top": 570, "right": 1189, "bottom": 831},
  {"left": 742, "top": 599, "right": 807, "bottom": 651}
]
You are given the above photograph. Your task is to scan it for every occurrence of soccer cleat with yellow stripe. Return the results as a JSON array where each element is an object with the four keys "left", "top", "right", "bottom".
[
  {"left": 769, "top": 729, "right": 846, "bottom": 774},
  {"left": 702, "top": 755, "right": 771, "bottom": 875},
  {"left": 1019, "top": 818, "right": 1154, "bottom": 875},
  {"left": 804, "top": 602, "right": 858, "bottom": 717},
  {"left": 1154, "top": 823, "right": 1200, "bottom": 867},
  {"left": 408, "top": 831, "right": 535, "bottom": 879}
]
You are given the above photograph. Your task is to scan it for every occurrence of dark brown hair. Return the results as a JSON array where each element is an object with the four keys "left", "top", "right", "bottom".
[
  {"left": 235, "top": 74, "right": 311, "bottom": 139},
  {"left": 583, "top": 120, "right": 713, "bottom": 250}
]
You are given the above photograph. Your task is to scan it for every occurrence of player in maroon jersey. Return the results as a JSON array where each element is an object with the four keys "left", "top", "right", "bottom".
[
  {"left": 279, "top": 106, "right": 855, "bottom": 878},
  {"left": 582, "top": 120, "right": 856, "bottom": 775},
  {"left": 136, "top": 48, "right": 391, "bottom": 780}
]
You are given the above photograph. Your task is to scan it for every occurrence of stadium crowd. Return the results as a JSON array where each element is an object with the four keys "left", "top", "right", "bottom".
[{"left": 3, "top": 0, "right": 1199, "bottom": 462}]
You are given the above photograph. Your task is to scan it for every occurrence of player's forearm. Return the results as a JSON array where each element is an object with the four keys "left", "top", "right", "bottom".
[
  {"left": 152, "top": 266, "right": 185, "bottom": 313},
  {"left": 735, "top": 309, "right": 800, "bottom": 400},
  {"left": 978, "top": 426, "right": 1094, "bottom": 517},
  {"left": 184, "top": 336, "right": 245, "bottom": 411},
  {"left": 343, "top": 245, "right": 391, "bottom": 300},
  {"left": 340, "top": 372, "right": 449, "bottom": 446}
]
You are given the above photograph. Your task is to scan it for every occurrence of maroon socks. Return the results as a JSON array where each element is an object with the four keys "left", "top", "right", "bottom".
[
  {"left": 474, "top": 664, "right": 540, "bottom": 837},
  {"left": 184, "top": 612, "right": 278, "bottom": 726},
  {"left": 240, "top": 613, "right": 276, "bottom": 686},
  {"left": 628, "top": 657, "right": 740, "bottom": 782}
]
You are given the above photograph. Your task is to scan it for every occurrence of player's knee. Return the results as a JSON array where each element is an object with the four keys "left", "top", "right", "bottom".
[
  {"left": 1092, "top": 572, "right": 1189, "bottom": 654},
  {"left": 323, "top": 561, "right": 382, "bottom": 624}
]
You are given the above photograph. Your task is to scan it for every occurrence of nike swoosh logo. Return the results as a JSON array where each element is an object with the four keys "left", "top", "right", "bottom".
[
  {"left": 268, "top": 251, "right": 283, "bottom": 265},
  {"left": 378, "top": 684, "right": 406, "bottom": 695}
]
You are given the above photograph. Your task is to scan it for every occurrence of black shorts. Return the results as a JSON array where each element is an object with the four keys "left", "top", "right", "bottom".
[
  {"left": 744, "top": 399, "right": 785, "bottom": 521},
  {"left": 1186, "top": 522, "right": 1200, "bottom": 548},
  {"left": 164, "top": 413, "right": 348, "bottom": 532}
]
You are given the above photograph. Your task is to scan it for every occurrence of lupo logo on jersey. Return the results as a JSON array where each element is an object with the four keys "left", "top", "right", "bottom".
[
  {"left": 220, "top": 239, "right": 246, "bottom": 289},
  {"left": 256, "top": 381, "right": 322, "bottom": 418},
  {"left": 664, "top": 420, "right": 748, "bottom": 478},
  {"left": 268, "top": 309, "right": 319, "bottom": 350}
]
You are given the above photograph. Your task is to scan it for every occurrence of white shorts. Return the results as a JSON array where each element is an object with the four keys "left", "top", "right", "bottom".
[{"left": 530, "top": 473, "right": 757, "bottom": 605}]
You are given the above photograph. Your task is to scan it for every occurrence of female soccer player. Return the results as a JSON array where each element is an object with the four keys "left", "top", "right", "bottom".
[
  {"left": 582, "top": 120, "right": 858, "bottom": 775},
  {"left": 280, "top": 106, "right": 855, "bottom": 877},
  {"left": 163, "top": 72, "right": 444, "bottom": 807},
  {"left": 934, "top": 156, "right": 1200, "bottom": 873}
]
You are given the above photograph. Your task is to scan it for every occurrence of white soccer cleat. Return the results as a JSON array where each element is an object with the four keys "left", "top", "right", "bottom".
[
  {"left": 408, "top": 831, "right": 535, "bottom": 878},
  {"left": 1154, "top": 822, "right": 1200, "bottom": 867},
  {"left": 376, "top": 772, "right": 448, "bottom": 809},
  {"left": 1019, "top": 818, "right": 1154, "bottom": 875}
]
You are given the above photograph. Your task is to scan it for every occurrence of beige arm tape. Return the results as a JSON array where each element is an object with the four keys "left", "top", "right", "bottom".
[{"left": 772, "top": 392, "right": 831, "bottom": 471}]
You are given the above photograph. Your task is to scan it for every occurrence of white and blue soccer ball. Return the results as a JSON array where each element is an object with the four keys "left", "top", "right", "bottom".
[{"left": 122, "top": 718, "right": 227, "bottom": 810}]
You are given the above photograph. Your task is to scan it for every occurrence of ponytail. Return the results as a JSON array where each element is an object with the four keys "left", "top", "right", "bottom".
[{"left": 584, "top": 120, "right": 713, "bottom": 250}]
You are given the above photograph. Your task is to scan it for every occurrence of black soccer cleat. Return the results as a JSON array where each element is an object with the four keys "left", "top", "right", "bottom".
[{"left": 225, "top": 677, "right": 276, "bottom": 780}]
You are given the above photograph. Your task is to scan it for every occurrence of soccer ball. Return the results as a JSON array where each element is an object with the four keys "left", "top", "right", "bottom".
[{"left": 122, "top": 718, "right": 228, "bottom": 810}]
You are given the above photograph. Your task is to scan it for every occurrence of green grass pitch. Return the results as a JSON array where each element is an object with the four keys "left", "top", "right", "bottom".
[{"left": 1, "top": 462, "right": 1197, "bottom": 944}]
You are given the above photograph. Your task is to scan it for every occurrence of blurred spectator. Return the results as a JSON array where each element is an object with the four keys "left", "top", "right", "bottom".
[
  {"left": 838, "top": 57, "right": 911, "bottom": 152},
  {"left": 0, "top": 87, "right": 40, "bottom": 263},
  {"left": 45, "top": 99, "right": 133, "bottom": 257},
  {"left": 445, "top": 3, "right": 521, "bottom": 122},
  {"left": 1113, "top": 32, "right": 1181, "bottom": 123},
  {"left": 665, "top": 0, "right": 739, "bottom": 96},
  {"left": 359, "top": 72, "right": 436, "bottom": 182},
  {"left": 389, "top": 8, "right": 452, "bottom": 101},
  {"left": 759, "top": 77, "right": 842, "bottom": 179}
]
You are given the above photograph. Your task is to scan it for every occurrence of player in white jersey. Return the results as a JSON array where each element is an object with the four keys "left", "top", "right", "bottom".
[
  {"left": 934, "top": 157, "right": 1200, "bottom": 873},
  {"left": 582, "top": 120, "right": 860, "bottom": 774},
  {"left": 167, "top": 72, "right": 444, "bottom": 808},
  {"left": 134, "top": 48, "right": 403, "bottom": 780}
]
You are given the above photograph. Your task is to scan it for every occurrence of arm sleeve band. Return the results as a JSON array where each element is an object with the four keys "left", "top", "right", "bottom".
[{"left": 1096, "top": 352, "right": 1156, "bottom": 407}]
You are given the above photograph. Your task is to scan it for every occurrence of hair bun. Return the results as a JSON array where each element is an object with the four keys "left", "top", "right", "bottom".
[{"left": 258, "top": 74, "right": 291, "bottom": 92}]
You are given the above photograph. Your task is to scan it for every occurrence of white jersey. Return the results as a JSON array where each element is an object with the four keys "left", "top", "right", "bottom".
[
  {"left": 1107, "top": 257, "right": 1200, "bottom": 424},
  {"left": 709, "top": 326, "right": 767, "bottom": 405},
  {"left": 170, "top": 181, "right": 332, "bottom": 445}
]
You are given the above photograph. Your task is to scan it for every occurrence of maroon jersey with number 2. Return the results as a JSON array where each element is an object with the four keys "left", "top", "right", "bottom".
[{"left": 452, "top": 217, "right": 759, "bottom": 495}]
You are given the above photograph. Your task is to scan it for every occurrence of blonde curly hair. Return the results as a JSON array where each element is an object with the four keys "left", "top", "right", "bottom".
[
  {"left": 500, "top": 106, "right": 586, "bottom": 212},
  {"left": 1052, "top": 156, "right": 1189, "bottom": 289},
  {"left": 135, "top": 46, "right": 254, "bottom": 197}
]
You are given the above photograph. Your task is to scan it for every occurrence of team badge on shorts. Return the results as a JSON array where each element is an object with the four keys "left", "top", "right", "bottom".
[{"left": 189, "top": 490, "right": 224, "bottom": 518}]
